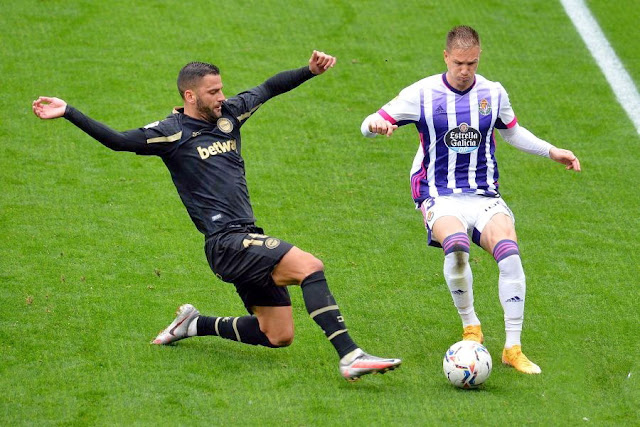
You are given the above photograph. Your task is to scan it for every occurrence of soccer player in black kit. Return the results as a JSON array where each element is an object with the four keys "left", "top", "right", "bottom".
[{"left": 32, "top": 50, "right": 401, "bottom": 381}]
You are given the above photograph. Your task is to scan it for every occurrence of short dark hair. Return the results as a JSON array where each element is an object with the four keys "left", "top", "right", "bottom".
[
  {"left": 446, "top": 26, "right": 480, "bottom": 51},
  {"left": 177, "top": 62, "right": 220, "bottom": 99}
]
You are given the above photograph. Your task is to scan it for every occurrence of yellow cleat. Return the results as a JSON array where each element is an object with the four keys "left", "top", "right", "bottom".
[
  {"left": 502, "top": 345, "right": 542, "bottom": 374},
  {"left": 462, "top": 325, "right": 484, "bottom": 343}
]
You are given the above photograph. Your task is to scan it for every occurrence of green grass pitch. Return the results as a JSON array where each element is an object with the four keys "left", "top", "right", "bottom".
[{"left": 2, "top": 0, "right": 638, "bottom": 424}]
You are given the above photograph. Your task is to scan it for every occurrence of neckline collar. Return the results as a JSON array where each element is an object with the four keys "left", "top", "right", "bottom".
[{"left": 441, "top": 73, "right": 476, "bottom": 95}]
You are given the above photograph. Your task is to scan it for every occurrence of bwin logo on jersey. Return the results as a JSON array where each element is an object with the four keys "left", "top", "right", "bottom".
[
  {"left": 197, "top": 139, "right": 237, "bottom": 159},
  {"left": 444, "top": 122, "right": 481, "bottom": 154}
]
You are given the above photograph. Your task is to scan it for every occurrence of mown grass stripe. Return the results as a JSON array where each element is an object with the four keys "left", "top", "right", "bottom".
[{"left": 561, "top": 0, "right": 640, "bottom": 134}]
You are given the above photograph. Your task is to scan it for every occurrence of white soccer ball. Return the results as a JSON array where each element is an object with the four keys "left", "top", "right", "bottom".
[{"left": 443, "top": 340, "right": 492, "bottom": 389}]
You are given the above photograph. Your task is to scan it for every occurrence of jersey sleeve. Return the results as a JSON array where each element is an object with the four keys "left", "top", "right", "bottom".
[
  {"left": 224, "top": 66, "right": 315, "bottom": 126},
  {"left": 361, "top": 85, "right": 421, "bottom": 137},
  {"left": 137, "top": 113, "right": 183, "bottom": 156},
  {"left": 377, "top": 85, "right": 422, "bottom": 125},
  {"left": 64, "top": 106, "right": 178, "bottom": 156},
  {"left": 222, "top": 87, "right": 267, "bottom": 126},
  {"left": 497, "top": 124, "right": 554, "bottom": 158},
  {"left": 494, "top": 83, "right": 517, "bottom": 129}
]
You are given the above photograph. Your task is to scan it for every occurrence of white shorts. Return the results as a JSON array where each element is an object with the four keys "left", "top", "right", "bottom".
[{"left": 419, "top": 193, "right": 515, "bottom": 246}]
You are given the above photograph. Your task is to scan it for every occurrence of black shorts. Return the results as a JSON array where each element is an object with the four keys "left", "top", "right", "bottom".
[{"left": 205, "top": 225, "right": 293, "bottom": 314}]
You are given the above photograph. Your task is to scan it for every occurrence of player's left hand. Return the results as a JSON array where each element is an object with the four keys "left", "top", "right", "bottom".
[
  {"left": 550, "top": 147, "right": 581, "bottom": 171},
  {"left": 309, "top": 50, "right": 336, "bottom": 75}
]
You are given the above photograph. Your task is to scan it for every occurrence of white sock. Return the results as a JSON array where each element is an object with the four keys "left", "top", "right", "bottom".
[
  {"left": 498, "top": 255, "right": 526, "bottom": 348},
  {"left": 443, "top": 251, "right": 479, "bottom": 327}
]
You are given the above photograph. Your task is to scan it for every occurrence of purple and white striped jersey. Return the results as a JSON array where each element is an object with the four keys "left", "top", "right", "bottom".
[{"left": 375, "top": 73, "right": 517, "bottom": 205}]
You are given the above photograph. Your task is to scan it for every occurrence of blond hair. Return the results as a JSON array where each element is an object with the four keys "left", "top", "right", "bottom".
[{"left": 446, "top": 26, "right": 480, "bottom": 51}]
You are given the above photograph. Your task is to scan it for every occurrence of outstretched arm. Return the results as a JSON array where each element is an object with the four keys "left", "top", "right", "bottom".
[
  {"left": 498, "top": 125, "right": 581, "bottom": 172},
  {"left": 258, "top": 50, "right": 337, "bottom": 99},
  {"left": 33, "top": 96, "right": 150, "bottom": 153}
]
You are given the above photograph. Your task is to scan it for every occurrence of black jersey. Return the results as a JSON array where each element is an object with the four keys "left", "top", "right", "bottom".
[{"left": 63, "top": 66, "right": 315, "bottom": 237}]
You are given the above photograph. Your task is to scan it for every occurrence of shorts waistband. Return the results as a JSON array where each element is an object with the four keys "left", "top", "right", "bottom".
[{"left": 206, "top": 223, "right": 262, "bottom": 241}]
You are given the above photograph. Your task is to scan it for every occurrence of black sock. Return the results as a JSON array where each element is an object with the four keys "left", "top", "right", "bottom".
[
  {"left": 300, "top": 270, "right": 358, "bottom": 359},
  {"left": 197, "top": 315, "right": 279, "bottom": 348}
]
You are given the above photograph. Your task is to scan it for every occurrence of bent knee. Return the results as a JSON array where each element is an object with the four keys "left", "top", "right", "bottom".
[
  {"left": 271, "top": 336, "right": 294, "bottom": 347},
  {"left": 273, "top": 247, "right": 325, "bottom": 286},
  {"left": 304, "top": 255, "right": 324, "bottom": 274},
  {"left": 289, "top": 254, "right": 325, "bottom": 283},
  {"left": 264, "top": 329, "right": 295, "bottom": 347}
]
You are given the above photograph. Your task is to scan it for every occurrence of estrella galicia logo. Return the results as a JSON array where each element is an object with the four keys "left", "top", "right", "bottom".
[{"left": 444, "top": 122, "right": 481, "bottom": 154}]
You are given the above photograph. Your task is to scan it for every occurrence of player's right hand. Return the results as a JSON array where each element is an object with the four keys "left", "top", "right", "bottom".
[
  {"left": 368, "top": 119, "right": 398, "bottom": 137},
  {"left": 550, "top": 147, "right": 581, "bottom": 172},
  {"left": 32, "top": 96, "right": 67, "bottom": 120}
]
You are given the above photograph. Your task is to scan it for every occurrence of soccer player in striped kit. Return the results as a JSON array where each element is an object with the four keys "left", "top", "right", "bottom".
[{"left": 361, "top": 26, "right": 581, "bottom": 374}]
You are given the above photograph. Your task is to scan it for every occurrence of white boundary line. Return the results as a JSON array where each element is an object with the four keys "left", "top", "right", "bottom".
[{"left": 560, "top": 0, "right": 640, "bottom": 135}]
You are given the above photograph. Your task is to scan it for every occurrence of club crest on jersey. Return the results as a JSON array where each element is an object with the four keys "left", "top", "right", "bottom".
[
  {"left": 478, "top": 99, "right": 492, "bottom": 116},
  {"left": 444, "top": 122, "right": 481, "bottom": 154},
  {"left": 265, "top": 238, "right": 281, "bottom": 249},
  {"left": 217, "top": 118, "right": 233, "bottom": 133}
]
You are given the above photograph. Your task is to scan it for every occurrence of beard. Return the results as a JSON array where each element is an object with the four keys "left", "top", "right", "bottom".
[{"left": 196, "top": 97, "right": 221, "bottom": 123}]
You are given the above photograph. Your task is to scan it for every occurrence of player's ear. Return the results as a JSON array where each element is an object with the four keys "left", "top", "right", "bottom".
[{"left": 184, "top": 89, "right": 196, "bottom": 105}]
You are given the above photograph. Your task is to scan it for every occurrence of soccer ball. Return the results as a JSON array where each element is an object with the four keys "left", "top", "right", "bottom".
[{"left": 443, "top": 340, "right": 492, "bottom": 389}]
